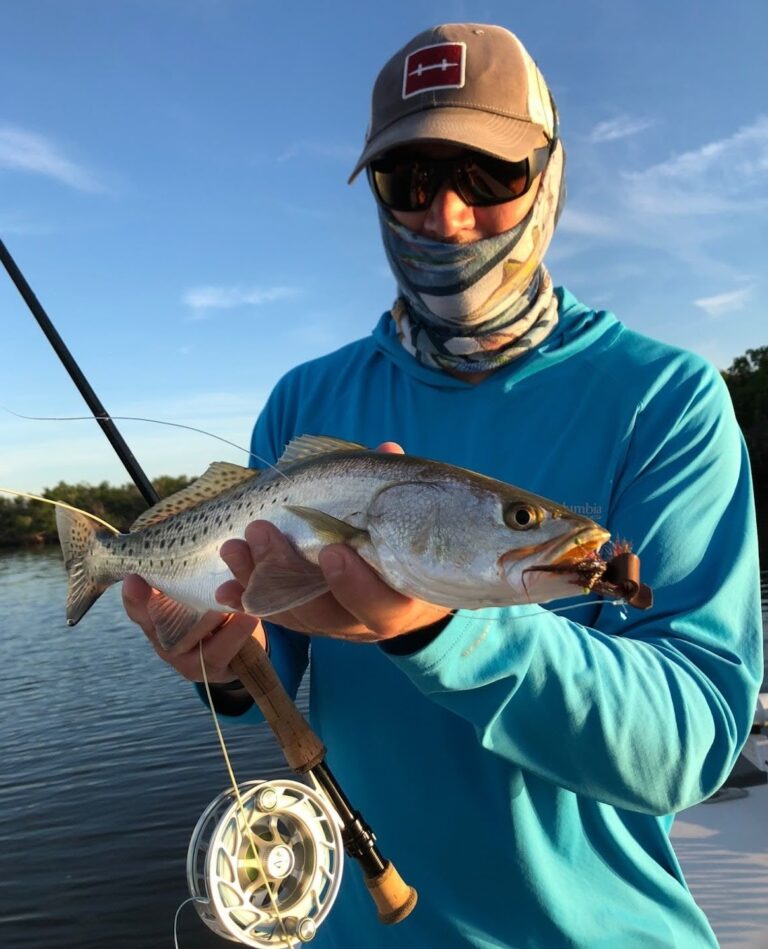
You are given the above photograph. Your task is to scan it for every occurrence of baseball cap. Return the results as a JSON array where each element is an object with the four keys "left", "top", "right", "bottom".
[{"left": 349, "top": 23, "right": 556, "bottom": 182}]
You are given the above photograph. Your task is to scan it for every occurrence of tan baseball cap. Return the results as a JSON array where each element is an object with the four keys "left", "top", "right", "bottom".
[{"left": 349, "top": 23, "right": 556, "bottom": 182}]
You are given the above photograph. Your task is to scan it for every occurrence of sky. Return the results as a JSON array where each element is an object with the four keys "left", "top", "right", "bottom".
[{"left": 0, "top": 0, "right": 765, "bottom": 492}]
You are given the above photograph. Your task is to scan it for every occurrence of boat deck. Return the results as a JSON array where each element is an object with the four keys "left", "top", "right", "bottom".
[{"left": 672, "top": 782, "right": 768, "bottom": 948}]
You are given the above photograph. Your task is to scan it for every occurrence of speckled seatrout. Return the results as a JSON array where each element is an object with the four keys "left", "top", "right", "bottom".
[{"left": 56, "top": 435, "right": 611, "bottom": 648}]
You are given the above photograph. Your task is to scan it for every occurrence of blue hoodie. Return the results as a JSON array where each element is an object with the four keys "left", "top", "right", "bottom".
[{"left": 224, "top": 289, "right": 761, "bottom": 947}]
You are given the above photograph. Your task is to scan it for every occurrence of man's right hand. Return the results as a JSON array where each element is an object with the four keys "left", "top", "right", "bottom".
[{"left": 122, "top": 574, "right": 263, "bottom": 684}]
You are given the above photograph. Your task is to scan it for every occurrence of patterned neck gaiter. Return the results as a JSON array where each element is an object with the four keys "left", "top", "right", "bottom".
[{"left": 379, "top": 140, "right": 566, "bottom": 373}]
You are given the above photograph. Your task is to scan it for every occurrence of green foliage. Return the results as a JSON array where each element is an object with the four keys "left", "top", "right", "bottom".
[
  {"left": 0, "top": 475, "right": 193, "bottom": 548},
  {"left": 722, "top": 346, "right": 767, "bottom": 544},
  {"left": 722, "top": 346, "right": 768, "bottom": 474}
]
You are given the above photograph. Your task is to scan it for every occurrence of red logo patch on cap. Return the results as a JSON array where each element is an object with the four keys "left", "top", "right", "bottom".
[{"left": 402, "top": 42, "right": 466, "bottom": 99}]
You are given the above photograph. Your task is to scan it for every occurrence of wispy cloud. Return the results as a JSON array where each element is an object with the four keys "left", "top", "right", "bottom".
[
  {"left": 556, "top": 114, "right": 768, "bottom": 284},
  {"left": 588, "top": 115, "right": 655, "bottom": 143},
  {"left": 623, "top": 115, "right": 768, "bottom": 216},
  {"left": 0, "top": 125, "right": 105, "bottom": 192},
  {"left": 277, "top": 140, "right": 358, "bottom": 163},
  {"left": 557, "top": 208, "right": 619, "bottom": 238},
  {"left": 694, "top": 285, "right": 755, "bottom": 317},
  {"left": 182, "top": 284, "right": 300, "bottom": 315}
]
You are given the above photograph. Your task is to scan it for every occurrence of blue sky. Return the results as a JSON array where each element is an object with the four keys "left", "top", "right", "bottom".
[{"left": 1, "top": 0, "right": 765, "bottom": 491}]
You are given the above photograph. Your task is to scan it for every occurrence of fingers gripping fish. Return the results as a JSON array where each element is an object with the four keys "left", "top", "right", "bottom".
[{"left": 55, "top": 435, "right": 640, "bottom": 650}]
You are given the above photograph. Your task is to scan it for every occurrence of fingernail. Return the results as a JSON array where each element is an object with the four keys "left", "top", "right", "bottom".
[
  {"left": 321, "top": 549, "right": 345, "bottom": 579},
  {"left": 249, "top": 527, "right": 269, "bottom": 556}
]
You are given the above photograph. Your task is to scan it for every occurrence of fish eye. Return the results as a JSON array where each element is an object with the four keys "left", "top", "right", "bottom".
[{"left": 504, "top": 503, "right": 542, "bottom": 531}]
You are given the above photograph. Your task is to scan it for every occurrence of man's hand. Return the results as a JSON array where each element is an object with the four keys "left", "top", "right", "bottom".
[
  {"left": 214, "top": 442, "right": 451, "bottom": 643},
  {"left": 122, "top": 574, "right": 262, "bottom": 682}
]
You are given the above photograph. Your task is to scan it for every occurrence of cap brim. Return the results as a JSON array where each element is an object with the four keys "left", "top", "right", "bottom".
[{"left": 348, "top": 107, "right": 549, "bottom": 182}]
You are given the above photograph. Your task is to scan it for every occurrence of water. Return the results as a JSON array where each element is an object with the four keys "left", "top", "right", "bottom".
[
  {"left": 0, "top": 548, "right": 299, "bottom": 949},
  {"left": 0, "top": 549, "right": 765, "bottom": 949}
]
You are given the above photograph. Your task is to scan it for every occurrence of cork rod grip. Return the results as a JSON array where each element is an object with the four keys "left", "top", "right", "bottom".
[{"left": 230, "top": 635, "right": 326, "bottom": 773}]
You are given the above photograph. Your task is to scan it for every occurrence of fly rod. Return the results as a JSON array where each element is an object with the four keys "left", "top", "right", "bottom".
[{"left": 0, "top": 236, "right": 417, "bottom": 925}]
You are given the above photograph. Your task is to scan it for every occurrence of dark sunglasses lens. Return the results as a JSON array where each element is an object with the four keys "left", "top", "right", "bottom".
[
  {"left": 461, "top": 156, "right": 531, "bottom": 204},
  {"left": 371, "top": 151, "right": 544, "bottom": 211},
  {"left": 371, "top": 160, "right": 435, "bottom": 211}
]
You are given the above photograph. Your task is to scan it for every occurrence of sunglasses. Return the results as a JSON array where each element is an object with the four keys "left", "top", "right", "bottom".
[{"left": 368, "top": 146, "right": 551, "bottom": 213}]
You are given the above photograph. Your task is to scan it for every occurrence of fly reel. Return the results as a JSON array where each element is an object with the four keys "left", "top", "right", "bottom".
[{"left": 187, "top": 779, "right": 344, "bottom": 947}]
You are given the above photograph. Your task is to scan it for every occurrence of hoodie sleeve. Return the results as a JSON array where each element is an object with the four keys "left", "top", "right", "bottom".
[{"left": 384, "top": 365, "right": 763, "bottom": 814}]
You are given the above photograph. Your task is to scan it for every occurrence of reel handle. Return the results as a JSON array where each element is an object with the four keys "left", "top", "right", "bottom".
[{"left": 230, "top": 635, "right": 326, "bottom": 773}]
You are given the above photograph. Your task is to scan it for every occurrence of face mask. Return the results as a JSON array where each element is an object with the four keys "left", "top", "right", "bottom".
[{"left": 380, "top": 141, "right": 566, "bottom": 372}]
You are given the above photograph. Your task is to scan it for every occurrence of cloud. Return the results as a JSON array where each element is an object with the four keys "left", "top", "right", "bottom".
[
  {"left": 693, "top": 285, "right": 755, "bottom": 317},
  {"left": 588, "top": 115, "right": 655, "bottom": 143},
  {"left": 554, "top": 114, "right": 768, "bottom": 283},
  {"left": 182, "top": 284, "right": 300, "bottom": 314},
  {"left": 0, "top": 125, "right": 105, "bottom": 192},
  {"left": 557, "top": 208, "right": 620, "bottom": 238},
  {"left": 623, "top": 115, "right": 768, "bottom": 216}
]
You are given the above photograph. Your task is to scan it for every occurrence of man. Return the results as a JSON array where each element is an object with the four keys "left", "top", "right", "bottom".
[{"left": 124, "top": 24, "right": 762, "bottom": 948}]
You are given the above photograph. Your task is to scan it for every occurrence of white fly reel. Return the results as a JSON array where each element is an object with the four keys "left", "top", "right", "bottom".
[{"left": 187, "top": 778, "right": 344, "bottom": 947}]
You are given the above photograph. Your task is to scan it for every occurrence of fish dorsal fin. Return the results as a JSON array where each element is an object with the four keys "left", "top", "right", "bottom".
[
  {"left": 130, "top": 462, "right": 259, "bottom": 531},
  {"left": 277, "top": 435, "right": 367, "bottom": 468}
]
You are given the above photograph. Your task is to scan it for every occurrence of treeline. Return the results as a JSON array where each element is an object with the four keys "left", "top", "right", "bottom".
[
  {"left": 1, "top": 345, "right": 765, "bottom": 549},
  {"left": 722, "top": 346, "right": 767, "bottom": 538},
  {"left": 0, "top": 475, "right": 192, "bottom": 548}
]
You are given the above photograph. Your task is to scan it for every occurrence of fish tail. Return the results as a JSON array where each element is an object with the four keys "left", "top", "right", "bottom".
[{"left": 55, "top": 506, "right": 115, "bottom": 625}]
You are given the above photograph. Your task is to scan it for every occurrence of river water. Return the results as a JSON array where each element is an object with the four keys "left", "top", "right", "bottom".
[
  {"left": 0, "top": 548, "right": 765, "bottom": 949},
  {"left": 0, "top": 547, "right": 298, "bottom": 948}
]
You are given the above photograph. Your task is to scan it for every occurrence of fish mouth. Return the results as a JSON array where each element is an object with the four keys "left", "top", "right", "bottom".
[
  {"left": 548, "top": 527, "right": 611, "bottom": 566},
  {"left": 501, "top": 527, "right": 611, "bottom": 582}
]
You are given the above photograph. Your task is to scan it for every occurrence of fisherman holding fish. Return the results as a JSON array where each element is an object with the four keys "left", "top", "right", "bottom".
[{"left": 119, "top": 23, "right": 761, "bottom": 948}]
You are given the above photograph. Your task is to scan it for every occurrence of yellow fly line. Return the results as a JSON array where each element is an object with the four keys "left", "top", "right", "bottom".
[{"left": 198, "top": 642, "right": 292, "bottom": 943}]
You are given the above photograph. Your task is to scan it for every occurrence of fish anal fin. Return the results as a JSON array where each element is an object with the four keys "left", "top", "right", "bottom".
[
  {"left": 284, "top": 505, "right": 368, "bottom": 545},
  {"left": 131, "top": 462, "right": 259, "bottom": 531},
  {"left": 146, "top": 591, "right": 205, "bottom": 649},
  {"left": 277, "top": 435, "right": 367, "bottom": 468},
  {"left": 241, "top": 558, "right": 329, "bottom": 617}
]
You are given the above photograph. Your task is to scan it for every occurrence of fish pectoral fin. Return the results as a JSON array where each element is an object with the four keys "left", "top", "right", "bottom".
[
  {"left": 276, "top": 435, "right": 367, "bottom": 468},
  {"left": 284, "top": 505, "right": 368, "bottom": 545},
  {"left": 130, "top": 462, "right": 259, "bottom": 531},
  {"left": 241, "top": 558, "right": 329, "bottom": 617},
  {"left": 146, "top": 591, "right": 205, "bottom": 649}
]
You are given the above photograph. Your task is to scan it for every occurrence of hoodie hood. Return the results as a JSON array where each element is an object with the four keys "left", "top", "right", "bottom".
[{"left": 371, "top": 286, "right": 622, "bottom": 390}]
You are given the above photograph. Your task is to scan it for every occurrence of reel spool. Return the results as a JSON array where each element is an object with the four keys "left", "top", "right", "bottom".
[{"left": 187, "top": 779, "right": 344, "bottom": 947}]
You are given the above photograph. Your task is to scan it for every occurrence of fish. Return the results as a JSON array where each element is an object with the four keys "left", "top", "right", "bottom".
[{"left": 56, "top": 435, "right": 615, "bottom": 649}]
